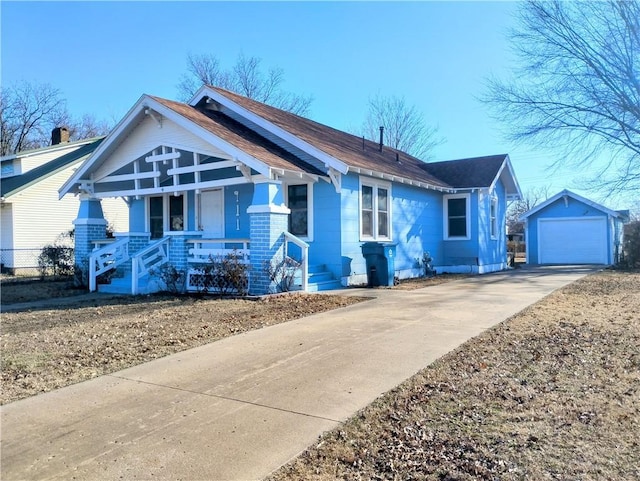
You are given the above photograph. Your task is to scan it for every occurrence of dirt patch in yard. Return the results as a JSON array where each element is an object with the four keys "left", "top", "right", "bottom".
[{"left": 268, "top": 270, "right": 640, "bottom": 481}]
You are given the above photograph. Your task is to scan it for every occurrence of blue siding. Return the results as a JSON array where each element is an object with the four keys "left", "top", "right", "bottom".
[
  {"left": 391, "top": 183, "right": 443, "bottom": 274},
  {"left": 223, "top": 184, "right": 252, "bottom": 238},
  {"left": 526, "top": 195, "right": 612, "bottom": 264},
  {"left": 309, "top": 180, "right": 342, "bottom": 275},
  {"left": 129, "top": 198, "right": 146, "bottom": 232},
  {"left": 442, "top": 191, "right": 480, "bottom": 267}
]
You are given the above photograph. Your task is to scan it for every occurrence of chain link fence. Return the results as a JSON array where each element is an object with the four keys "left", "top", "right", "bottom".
[{"left": 1, "top": 247, "right": 74, "bottom": 278}]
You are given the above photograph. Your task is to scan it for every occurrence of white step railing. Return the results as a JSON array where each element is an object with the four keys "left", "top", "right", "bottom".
[
  {"left": 284, "top": 231, "right": 309, "bottom": 292},
  {"left": 131, "top": 237, "right": 170, "bottom": 295},
  {"left": 89, "top": 237, "right": 129, "bottom": 292},
  {"left": 187, "top": 238, "right": 250, "bottom": 264}
]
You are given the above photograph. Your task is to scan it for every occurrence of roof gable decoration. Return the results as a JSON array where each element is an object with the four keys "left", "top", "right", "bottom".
[
  {"left": 191, "top": 85, "right": 350, "bottom": 177},
  {"left": 519, "top": 189, "right": 624, "bottom": 221},
  {"left": 59, "top": 95, "right": 289, "bottom": 199},
  {"left": 489, "top": 155, "right": 522, "bottom": 201}
]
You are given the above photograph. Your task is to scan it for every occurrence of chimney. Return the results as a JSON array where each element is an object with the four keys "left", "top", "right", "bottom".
[
  {"left": 379, "top": 126, "right": 384, "bottom": 152},
  {"left": 51, "top": 127, "right": 70, "bottom": 145}
]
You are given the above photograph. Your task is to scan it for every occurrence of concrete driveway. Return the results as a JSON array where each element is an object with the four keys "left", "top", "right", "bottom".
[{"left": 1, "top": 266, "right": 597, "bottom": 480}]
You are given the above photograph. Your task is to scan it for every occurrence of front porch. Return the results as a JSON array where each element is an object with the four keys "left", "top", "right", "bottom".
[{"left": 85, "top": 233, "right": 336, "bottom": 295}]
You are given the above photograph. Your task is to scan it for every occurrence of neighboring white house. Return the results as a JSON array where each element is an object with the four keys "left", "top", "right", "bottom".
[{"left": 1, "top": 130, "right": 128, "bottom": 273}]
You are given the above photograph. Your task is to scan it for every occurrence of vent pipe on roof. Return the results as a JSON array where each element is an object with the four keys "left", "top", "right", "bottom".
[
  {"left": 379, "top": 126, "right": 384, "bottom": 152},
  {"left": 51, "top": 127, "right": 70, "bottom": 145},
  {"left": 362, "top": 136, "right": 365, "bottom": 151}
]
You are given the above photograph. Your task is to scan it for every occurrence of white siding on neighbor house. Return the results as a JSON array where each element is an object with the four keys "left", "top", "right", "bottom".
[
  {"left": 1, "top": 203, "right": 14, "bottom": 250},
  {"left": 5, "top": 165, "right": 129, "bottom": 268},
  {"left": 538, "top": 217, "right": 608, "bottom": 264},
  {"left": 92, "top": 116, "right": 229, "bottom": 182},
  {"left": 18, "top": 144, "right": 87, "bottom": 174}
]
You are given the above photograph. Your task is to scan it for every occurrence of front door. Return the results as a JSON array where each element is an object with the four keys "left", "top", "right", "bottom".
[{"left": 199, "top": 189, "right": 224, "bottom": 237}]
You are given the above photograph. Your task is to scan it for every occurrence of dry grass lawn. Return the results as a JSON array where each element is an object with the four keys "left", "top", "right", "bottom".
[
  {"left": 268, "top": 270, "right": 640, "bottom": 481},
  {"left": 2, "top": 270, "right": 638, "bottom": 480}
]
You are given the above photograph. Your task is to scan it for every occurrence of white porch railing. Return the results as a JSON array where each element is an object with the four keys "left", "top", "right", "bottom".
[
  {"left": 131, "top": 237, "right": 170, "bottom": 295},
  {"left": 284, "top": 231, "right": 309, "bottom": 292},
  {"left": 89, "top": 237, "right": 129, "bottom": 292},
  {"left": 186, "top": 238, "right": 250, "bottom": 293},
  {"left": 187, "top": 238, "right": 250, "bottom": 264}
]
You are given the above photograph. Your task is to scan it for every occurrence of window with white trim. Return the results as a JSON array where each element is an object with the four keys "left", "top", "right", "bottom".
[
  {"left": 148, "top": 194, "right": 185, "bottom": 238},
  {"left": 444, "top": 193, "right": 470, "bottom": 239},
  {"left": 490, "top": 197, "right": 498, "bottom": 239},
  {"left": 360, "top": 178, "right": 391, "bottom": 240},
  {"left": 286, "top": 183, "right": 313, "bottom": 239}
]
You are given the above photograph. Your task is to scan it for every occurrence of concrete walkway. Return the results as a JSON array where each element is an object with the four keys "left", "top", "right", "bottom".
[{"left": 1, "top": 266, "right": 597, "bottom": 481}]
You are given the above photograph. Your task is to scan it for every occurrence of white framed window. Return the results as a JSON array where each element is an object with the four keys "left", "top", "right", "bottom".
[
  {"left": 490, "top": 196, "right": 498, "bottom": 239},
  {"left": 147, "top": 194, "right": 186, "bottom": 239},
  {"left": 359, "top": 177, "right": 391, "bottom": 241},
  {"left": 444, "top": 193, "right": 470, "bottom": 240},
  {"left": 285, "top": 183, "right": 313, "bottom": 241}
]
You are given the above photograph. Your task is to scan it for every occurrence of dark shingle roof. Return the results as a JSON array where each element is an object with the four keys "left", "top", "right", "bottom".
[
  {"left": 151, "top": 96, "right": 324, "bottom": 176},
  {"left": 422, "top": 154, "right": 508, "bottom": 189},
  {"left": 1, "top": 138, "right": 104, "bottom": 198},
  {"left": 207, "top": 87, "right": 452, "bottom": 189}
]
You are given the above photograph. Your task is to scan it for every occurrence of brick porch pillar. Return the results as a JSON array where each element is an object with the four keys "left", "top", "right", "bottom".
[
  {"left": 73, "top": 195, "right": 107, "bottom": 286},
  {"left": 247, "top": 181, "right": 290, "bottom": 295}
]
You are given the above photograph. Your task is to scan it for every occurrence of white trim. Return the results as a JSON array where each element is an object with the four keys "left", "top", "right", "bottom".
[
  {"left": 246, "top": 204, "right": 291, "bottom": 215},
  {"left": 146, "top": 192, "right": 188, "bottom": 237},
  {"left": 520, "top": 189, "right": 622, "bottom": 221},
  {"left": 284, "top": 182, "right": 314, "bottom": 242},
  {"left": 72, "top": 218, "right": 108, "bottom": 226},
  {"left": 490, "top": 196, "right": 498, "bottom": 240},
  {"left": 359, "top": 176, "right": 392, "bottom": 242},
  {"left": 443, "top": 193, "right": 471, "bottom": 240},
  {"left": 537, "top": 216, "right": 608, "bottom": 265}
]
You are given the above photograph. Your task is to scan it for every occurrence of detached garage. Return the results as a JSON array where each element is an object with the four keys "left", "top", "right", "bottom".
[{"left": 520, "top": 190, "right": 627, "bottom": 265}]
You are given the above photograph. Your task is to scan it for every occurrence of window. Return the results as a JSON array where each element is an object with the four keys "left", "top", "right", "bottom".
[
  {"left": 490, "top": 197, "right": 498, "bottom": 239},
  {"left": 169, "top": 195, "right": 184, "bottom": 231},
  {"left": 287, "top": 184, "right": 308, "bottom": 237},
  {"left": 148, "top": 194, "right": 185, "bottom": 238},
  {"left": 149, "top": 196, "right": 164, "bottom": 239},
  {"left": 360, "top": 178, "right": 391, "bottom": 240},
  {"left": 444, "top": 194, "right": 470, "bottom": 239},
  {"left": 286, "top": 183, "right": 313, "bottom": 240}
]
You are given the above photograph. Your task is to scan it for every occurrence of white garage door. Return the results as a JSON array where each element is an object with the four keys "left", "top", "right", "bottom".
[{"left": 538, "top": 217, "right": 608, "bottom": 264}]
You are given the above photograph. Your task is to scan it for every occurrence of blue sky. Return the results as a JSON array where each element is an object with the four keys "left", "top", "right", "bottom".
[{"left": 1, "top": 1, "right": 630, "bottom": 208}]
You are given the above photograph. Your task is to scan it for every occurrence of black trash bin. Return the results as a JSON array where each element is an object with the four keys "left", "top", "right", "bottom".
[{"left": 361, "top": 242, "right": 396, "bottom": 287}]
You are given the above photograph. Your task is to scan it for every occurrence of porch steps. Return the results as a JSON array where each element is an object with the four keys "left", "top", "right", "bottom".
[
  {"left": 97, "top": 275, "right": 161, "bottom": 295},
  {"left": 297, "top": 264, "right": 342, "bottom": 292}
]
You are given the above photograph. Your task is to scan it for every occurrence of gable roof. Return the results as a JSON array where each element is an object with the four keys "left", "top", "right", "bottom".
[
  {"left": 150, "top": 96, "right": 324, "bottom": 176},
  {"left": 424, "top": 154, "right": 506, "bottom": 189},
  {"left": 60, "top": 85, "right": 522, "bottom": 199},
  {"left": 199, "top": 86, "right": 453, "bottom": 191},
  {"left": 519, "top": 189, "right": 626, "bottom": 220},
  {"left": 1, "top": 138, "right": 104, "bottom": 199}
]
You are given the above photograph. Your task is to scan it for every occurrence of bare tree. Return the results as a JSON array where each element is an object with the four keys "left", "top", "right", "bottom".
[
  {"left": 506, "top": 185, "right": 552, "bottom": 234},
  {"left": 362, "top": 94, "right": 442, "bottom": 160},
  {"left": 177, "top": 53, "right": 313, "bottom": 116},
  {"left": 484, "top": 0, "right": 640, "bottom": 195},
  {"left": 0, "top": 82, "right": 67, "bottom": 155},
  {"left": 0, "top": 81, "right": 111, "bottom": 156}
]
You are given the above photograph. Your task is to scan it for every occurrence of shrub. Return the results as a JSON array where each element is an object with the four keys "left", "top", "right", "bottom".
[
  {"left": 621, "top": 221, "right": 640, "bottom": 268},
  {"left": 37, "top": 231, "right": 75, "bottom": 278},
  {"left": 151, "top": 264, "right": 186, "bottom": 294},
  {"left": 190, "top": 251, "right": 249, "bottom": 296},
  {"left": 264, "top": 256, "right": 301, "bottom": 293}
]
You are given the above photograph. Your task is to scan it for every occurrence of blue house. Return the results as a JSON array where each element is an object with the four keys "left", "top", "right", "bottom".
[
  {"left": 59, "top": 86, "right": 522, "bottom": 295},
  {"left": 520, "top": 189, "right": 627, "bottom": 265}
]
